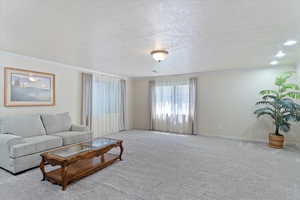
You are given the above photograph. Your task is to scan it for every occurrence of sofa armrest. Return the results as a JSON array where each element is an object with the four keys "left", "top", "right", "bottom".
[
  {"left": 0, "top": 134, "right": 25, "bottom": 163},
  {"left": 71, "top": 124, "right": 89, "bottom": 132},
  {"left": 0, "top": 134, "right": 25, "bottom": 148}
]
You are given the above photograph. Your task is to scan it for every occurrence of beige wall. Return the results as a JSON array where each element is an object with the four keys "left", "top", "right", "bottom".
[
  {"left": 0, "top": 51, "right": 134, "bottom": 129},
  {"left": 132, "top": 66, "right": 300, "bottom": 144},
  {"left": 0, "top": 51, "right": 82, "bottom": 123},
  {"left": 132, "top": 79, "right": 149, "bottom": 129}
]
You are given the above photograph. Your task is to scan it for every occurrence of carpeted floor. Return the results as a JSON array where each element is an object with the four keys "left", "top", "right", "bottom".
[{"left": 0, "top": 130, "right": 300, "bottom": 200}]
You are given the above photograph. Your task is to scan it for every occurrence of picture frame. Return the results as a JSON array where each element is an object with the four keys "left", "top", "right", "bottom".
[{"left": 4, "top": 67, "right": 56, "bottom": 107}]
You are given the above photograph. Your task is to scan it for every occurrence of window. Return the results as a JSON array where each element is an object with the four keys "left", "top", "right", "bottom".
[
  {"left": 154, "top": 82, "right": 189, "bottom": 121},
  {"left": 150, "top": 78, "right": 197, "bottom": 134}
]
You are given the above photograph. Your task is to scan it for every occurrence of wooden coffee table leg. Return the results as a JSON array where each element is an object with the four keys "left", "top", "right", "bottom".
[
  {"left": 61, "top": 166, "right": 69, "bottom": 191},
  {"left": 119, "top": 142, "right": 124, "bottom": 161},
  {"left": 39, "top": 157, "right": 46, "bottom": 181},
  {"left": 101, "top": 155, "right": 105, "bottom": 162}
]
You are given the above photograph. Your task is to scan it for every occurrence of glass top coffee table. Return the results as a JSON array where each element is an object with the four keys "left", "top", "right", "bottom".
[{"left": 39, "top": 137, "right": 123, "bottom": 190}]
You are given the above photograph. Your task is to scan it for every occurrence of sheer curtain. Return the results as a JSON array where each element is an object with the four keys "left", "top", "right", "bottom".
[
  {"left": 91, "top": 74, "right": 126, "bottom": 137},
  {"left": 81, "top": 73, "right": 93, "bottom": 130},
  {"left": 150, "top": 78, "right": 197, "bottom": 134}
]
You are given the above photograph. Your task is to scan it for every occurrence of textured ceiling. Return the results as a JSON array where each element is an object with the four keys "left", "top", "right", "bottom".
[{"left": 1, "top": 0, "right": 300, "bottom": 77}]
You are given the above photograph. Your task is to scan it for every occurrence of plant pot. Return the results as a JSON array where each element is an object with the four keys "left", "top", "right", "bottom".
[{"left": 268, "top": 133, "right": 284, "bottom": 149}]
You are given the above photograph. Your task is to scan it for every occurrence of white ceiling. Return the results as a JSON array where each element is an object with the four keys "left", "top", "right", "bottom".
[{"left": 1, "top": 0, "right": 300, "bottom": 77}]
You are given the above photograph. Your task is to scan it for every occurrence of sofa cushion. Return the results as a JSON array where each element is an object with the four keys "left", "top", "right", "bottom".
[
  {"left": 41, "top": 112, "right": 72, "bottom": 134},
  {"left": 53, "top": 131, "right": 91, "bottom": 145},
  {"left": 10, "top": 135, "right": 63, "bottom": 158},
  {"left": 0, "top": 114, "right": 46, "bottom": 138},
  {"left": 71, "top": 124, "right": 89, "bottom": 132}
]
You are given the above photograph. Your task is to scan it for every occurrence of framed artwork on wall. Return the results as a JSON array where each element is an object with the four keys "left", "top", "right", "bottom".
[{"left": 4, "top": 67, "right": 56, "bottom": 107}]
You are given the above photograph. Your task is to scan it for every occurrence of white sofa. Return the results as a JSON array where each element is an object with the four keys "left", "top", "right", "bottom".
[{"left": 0, "top": 113, "right": 92, "bottom": 174}]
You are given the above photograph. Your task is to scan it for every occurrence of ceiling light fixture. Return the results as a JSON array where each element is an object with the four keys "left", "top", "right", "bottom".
[
  {"left": 284, "top": 40, "right": 297, "bottom": 46},
  {"left": 270, "top": 60, "right": 279, "bottom": 65},
  {"left": 275, "top": 50, "right": 286, "bottom": 58},
  {"left": 150, "top": 50, "right": 168, "bottom": 62},
  {"left": 29, "top": 77, "right": 38, "bottom": 82}
]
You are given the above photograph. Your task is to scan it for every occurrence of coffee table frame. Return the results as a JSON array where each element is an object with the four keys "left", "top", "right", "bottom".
[{"left": 39, "top": 138, "right": 123, "bottom": 190}]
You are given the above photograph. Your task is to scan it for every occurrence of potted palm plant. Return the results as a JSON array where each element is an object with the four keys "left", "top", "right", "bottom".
[{"left": 254, "top": 71, "right": 300, "bottom": 148}]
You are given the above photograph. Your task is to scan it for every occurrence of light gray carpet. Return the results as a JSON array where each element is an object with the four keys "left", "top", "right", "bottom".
[{"left": 0, "top": 130, "right": 300, "bottom": 200}]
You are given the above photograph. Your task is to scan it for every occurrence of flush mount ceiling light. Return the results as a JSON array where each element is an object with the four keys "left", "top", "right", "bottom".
[
  {"left": 284, "top": 40, "right": 297, "bottom": 46},
  {"left": 150, "top": 50, "right": 168, "bottom": 62},
  {"left": 29, "top": 77, "right": 38, "bottom": 82},
  {"left": 275, "top": 50, "right": 286, "bottom": 58},
  {"left": 270, "top": 60, "right": 279, "bottom": 65}
]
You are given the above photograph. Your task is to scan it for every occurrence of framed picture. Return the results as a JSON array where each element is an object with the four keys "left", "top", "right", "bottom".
[{"left": 4, "top": 67, "right": 56, "bottom": 107}]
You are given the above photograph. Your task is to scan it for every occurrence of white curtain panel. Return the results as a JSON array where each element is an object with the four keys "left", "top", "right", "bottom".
[
  {"left": 81, "top": 73, "right": 93, "bottom": 130},
  {"left": 92, "top": 74, "right": 126, "bottom": 137},
  {"left": 150, "top": 78, "right": 197, "bottom": 134}
]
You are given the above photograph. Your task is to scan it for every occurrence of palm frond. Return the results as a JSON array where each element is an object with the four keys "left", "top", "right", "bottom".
[
  {"left": 283, "top": 114, "right": 298, "bottom": 122},
  {"left": 279, "top": 83, "right": 300, "bottom": 92},
  {"left": 262, "top": 95, "right": 277, "bottom": 100},
  {"left": 255, "top": 111, "right": 275, "bottom": 120},
  {"left": 281, "top": 92, "right": 300, "bottom": 99},
  {"left": 275, "top": 71, "right": 295, "bottom": 86},
  {"left": 254, "top": 107, "right": 275, "bottom": 114},
  {"left": 255, "top": 101, "right": 276, "bottom": 108},
  {"left": 279, "top": 122, "right": 291, "bottom": 133},
  {"left": 259, "top": 90, "right": 279, "bottom": 96},
  {"left": 279, "top": 99, "right": 295, "bottom": 109}
]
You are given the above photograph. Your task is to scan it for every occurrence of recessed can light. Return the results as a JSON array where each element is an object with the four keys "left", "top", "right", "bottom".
[
  {"left": 284, "top": 40, "right": 297, "bottom": 46},
  {"left": 275, "top": 51, "right": 286, "bottom": 58},
  {"left": 270, "top": 60, "right": 279, "bottom": 65}
]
